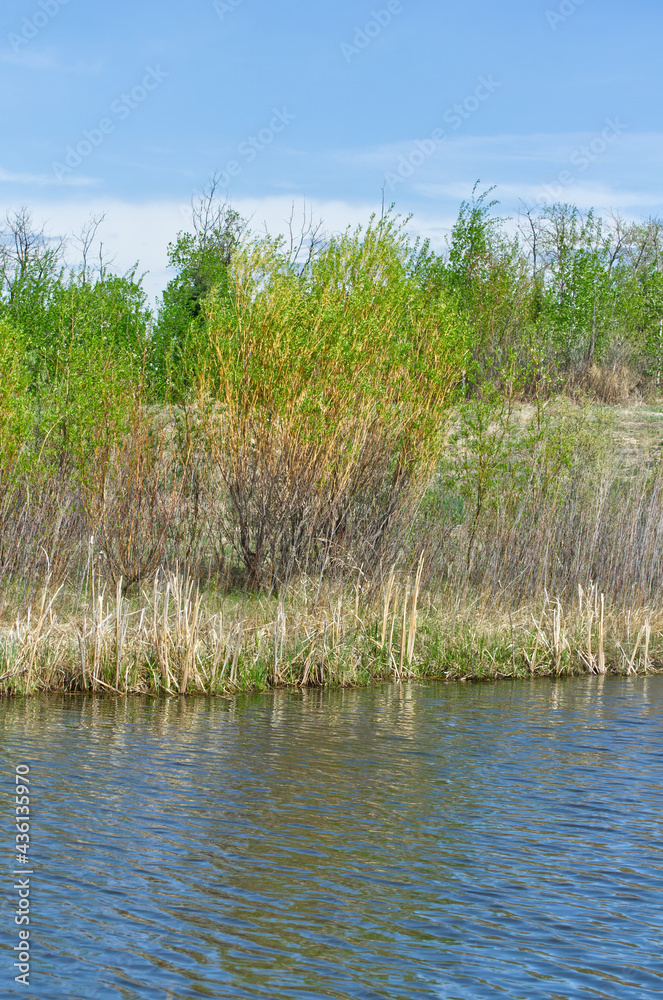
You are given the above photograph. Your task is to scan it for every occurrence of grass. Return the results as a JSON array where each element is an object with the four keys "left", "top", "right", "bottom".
[
  {"left": 2, "top": 392, "right": 663, "bottom": 698},
  {"left": 0, "top": 568, "right": 659, "bottom": 698},
  {"left": 4, "top": 206, "right": 663, "bottom": 699}
]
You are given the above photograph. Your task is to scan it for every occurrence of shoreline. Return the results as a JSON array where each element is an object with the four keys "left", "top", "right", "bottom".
[{"left": 1, "top": 575, "right": 659, "bottom": 697}]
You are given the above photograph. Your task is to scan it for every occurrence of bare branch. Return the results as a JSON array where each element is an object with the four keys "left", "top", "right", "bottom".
[
  {"left": 0, "top": 206, "right": 64, "bottom": 295},
  {"left": 284, "top": 202, "right": 327, "bottom": 274},
  {"left": 190, "top": 173, "right": 248, "bottom": 258},
  {"left": 69, "top": 212, "right": 107, "bottom": 282}
]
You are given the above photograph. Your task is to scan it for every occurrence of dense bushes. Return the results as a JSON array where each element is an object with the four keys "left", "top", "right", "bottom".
[
  {"left": 193, "top": 217, "right": 465, "bottom": 585},
  {"left": 441, "top": 190, "right": 663, "bottom": 388},
  {"left": 1, "top": 193, "right": 663, "bottom": 608},
  {"left": 0, "top": 209, "right": 467, "bottom": 596}
]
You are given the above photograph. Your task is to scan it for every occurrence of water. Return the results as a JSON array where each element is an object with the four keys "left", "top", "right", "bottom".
[{"left": 1, "top": 676, "right": 662, "bottom": 999}]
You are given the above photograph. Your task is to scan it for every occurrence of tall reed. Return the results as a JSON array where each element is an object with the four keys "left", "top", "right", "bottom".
[{"left": 0, "top": 568, "right": 658, "bottom": 697}]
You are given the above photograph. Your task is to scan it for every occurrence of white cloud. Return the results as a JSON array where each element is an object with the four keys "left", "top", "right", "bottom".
[
  {"left": 0, "top": 166, "right": 97, "bottom": 187},
  {"left": 0, "top": 196, "right": 386, "bottom": 304},
  {"left": 0, "top": 48, "right": 103, "bottom": 75},
  {"left": 336, "top": 129, "right": 656, "bottom": 166},
  {"left": 11, "top": 198, "right": 193, "bottom": 302},
  {"left": 413, "top": 180, "right": 663, "bottom": 212},
  {"left": 2, "top": 144, "right": 660, "bottom": 311},
  {"left": 325, "top": 130, "right": 663, "bottom": 226}
]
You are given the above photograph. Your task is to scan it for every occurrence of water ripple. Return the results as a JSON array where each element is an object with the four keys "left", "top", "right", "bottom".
[{"left": 1, "top": 676, "right": 662, "bottom": 998}]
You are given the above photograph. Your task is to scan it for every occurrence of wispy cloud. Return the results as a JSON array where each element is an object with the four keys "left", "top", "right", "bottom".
[
  {"left": 414, "top": 180, "right": 663, "bottom": 212},
  {"left": 350, "top": 128, "right": 655, "bottom": 162},
  {"left": 0, "top": 47, "right": 103, "bottom": 74},
  {"left": 335, "top": 129, "right": 661, "bottom": 169},
  {"left": 324, "top": 130, "right": 663, "bottom": 216},
  {"left": 0, "top": 166, "right": 98, "bottom": 187}
]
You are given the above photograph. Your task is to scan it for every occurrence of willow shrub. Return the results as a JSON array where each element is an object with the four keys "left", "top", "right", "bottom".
[
  {"left": 0, "top": 318, "right": 29, "bottom": 465},
  {"left": 31, "top": 303, "right": 154, "bottom": 591},
  {"left": 0, "top": 317, "right": 57, "bottom": 596},
  {"left": 194, "top": 214, "right": 467, "bottom": 587},
  {"left": 0, "top": 318, "right": 29, "bottom": 569}
]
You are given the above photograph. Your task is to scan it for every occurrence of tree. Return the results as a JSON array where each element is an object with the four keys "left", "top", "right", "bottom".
[
  {"left": 153, "top": 177, "right": 245, "bottom": 398},
  {"left": 442, "top": 183, "right": 534, "bottom": 378},
  {"left": 0, "top": 208, "right": 65, "bottom": 383},
  {"left": 523, "top": 204, "right": 617, "bottom": 372}
]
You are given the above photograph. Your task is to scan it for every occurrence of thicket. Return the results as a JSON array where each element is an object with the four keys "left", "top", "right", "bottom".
[{"left": 1, "top": 187, "right": 663, "bottom": 628}]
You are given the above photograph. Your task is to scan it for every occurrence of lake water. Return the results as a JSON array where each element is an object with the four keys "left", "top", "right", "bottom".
[{"left": 1, "top": 676, "right": 662, "bottom": 999}]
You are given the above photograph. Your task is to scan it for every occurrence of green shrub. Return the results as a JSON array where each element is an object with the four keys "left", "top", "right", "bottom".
[{"left": 197, "top": 213, "right": 467, "bottom": 584}]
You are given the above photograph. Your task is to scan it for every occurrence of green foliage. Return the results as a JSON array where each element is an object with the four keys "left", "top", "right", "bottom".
[
  {"left": 205, "top": 212, "right": 467, "bottom": 440},
  {"left": 2, "top": 194, "right": 663, "bottom": 602},
  {"left": 0, "top": 212, "right": 150, "bottom": 484},
  {"left": 417, "top": 192, "right": 663, "bottom": 389},
  {"left": 0, "top": 317, "right": 29, "bottom": 472},
  {"left": 439, "top": 374, "right": 614, "bottom": 569},
  {"left": 440, "top": 184, "right": 536, "bottom": 374},
  {"left": 533, "top": 206, "right": 613, "bottom": 368},
  {"left": 198, "top": 212, "right": 468, "bottom": 583},
  {"left": 42, "top": 270, "right": 149, "bottom": 383},
  {"left": 445, "top": 183, "right": 503, "bottom": 293},
  {"left": 37, "top": 339, "right": 138, "bottom": 480},
  {"left": 621, "top": 263, "right": 663, "bottom": 381},
  {"left": 153, "top": 208, "right": 244, "bottom": 399},
  {"left": 0, "top": 261, "right": 62, "bottom": 383}
]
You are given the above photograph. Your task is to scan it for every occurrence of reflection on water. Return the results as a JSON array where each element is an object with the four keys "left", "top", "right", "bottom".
[{"left": 1, "top": 676, "right": 663, "bottom": 999}]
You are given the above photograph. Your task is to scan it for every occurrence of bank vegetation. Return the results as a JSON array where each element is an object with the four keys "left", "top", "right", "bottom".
[{"left": 1, "top": 187, "right": 663, "bottom": 695}]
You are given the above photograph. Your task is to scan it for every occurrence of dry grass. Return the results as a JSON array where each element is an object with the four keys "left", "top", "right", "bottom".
[
  {"left": 0, "top": 569, "right": 659, "bottom": 697},
  {"left": 2, "top": 392, "right": 663, "bottom": 698},
  {"left": 573, "top": 363, "right": 641, "bottom": 405}
]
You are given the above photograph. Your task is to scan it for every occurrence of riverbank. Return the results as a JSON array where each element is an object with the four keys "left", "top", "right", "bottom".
[
  {"left": 1, "top": 571, "right": 659, "bottom": 697},
  {"left": 2, "top": 390, "right": 663, "bottom": 698},
  {"left": 3, "top": 206, "right": 663, "bottom": 700}
]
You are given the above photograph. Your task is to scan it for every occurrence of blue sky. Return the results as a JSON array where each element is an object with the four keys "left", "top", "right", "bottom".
[{"left": 2, "top": 0, "right": 662, "bottom": 298}]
